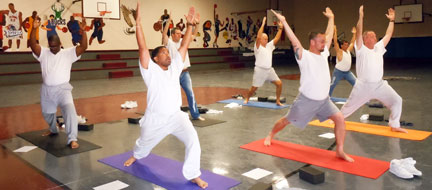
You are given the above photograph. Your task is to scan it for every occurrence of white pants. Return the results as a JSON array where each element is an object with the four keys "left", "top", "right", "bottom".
[
  {"left": 341, "top": 80, "right": 402, "bottom": 128},
  {"left": 133, "top": 111, "right": 202, "bottom": 180},
  {"left": 40, "top": 83, "right": 78, "bottom": 144}
]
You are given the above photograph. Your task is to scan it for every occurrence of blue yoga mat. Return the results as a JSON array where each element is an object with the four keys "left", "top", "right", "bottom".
[
  {"left": 99, "top": 151, "right": 240, "bottom": 190},
  {"left": 330, "top": 97, "right": 348, "bottom": 102},
  {"left": 218, "top": 99, "right": 290, "bottom": 109}
]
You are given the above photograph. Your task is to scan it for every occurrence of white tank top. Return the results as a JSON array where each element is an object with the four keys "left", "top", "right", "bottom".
[
  {"left": 8, "top": 11, "right": 20, "bottom": 27},
  {"left": 335, "top": 51, "right": 351, "bottom": 72}
]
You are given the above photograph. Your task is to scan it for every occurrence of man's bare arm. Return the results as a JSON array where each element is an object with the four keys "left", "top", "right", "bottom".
[
  {"left": 382, "top": 8, "right": 395, "bottom": 47},
  {"left": 29, "top": 18, "right": 41, "bottom": 56},
  {"left": 348, "top": 27, "right": 356, "bottom": 52},
  {"left": 178, "top": 7, "right": 196, "bottom": 62},
  {"left": 355, "top": 5, "right": 364, "bottom": 49},
  {"left": 135, "top": 2, "right": 150, "bottom": 69},
  {"left": 256, "top": 16, "right": 266, "bottom": 49},
  {"left": 76, "top": 18, "right": 88, "bottom": 57},
  {"left": 271, "top": 10, "right": 303, "bottom": 60},
  {"left": 333, "top": 25, "right": 342, "bottom": 61},
  {"left": 273, "top": 21, "right": 283, "bottom": 45},
  {"left": 162, "top": 13, "right": 171, "bottom": 46},
  {"left": 323, "top": 7, "right": 335, "bottom": 48}
]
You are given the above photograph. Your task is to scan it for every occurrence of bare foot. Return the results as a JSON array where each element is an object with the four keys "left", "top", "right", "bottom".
[
  {"left": 191, "top": 177, "right": 208, "bottom": 189},
  {"left": 264, "top": 135, "right": 272, "bottom": 146},
  {"left": 243, "top": 99, "right": 249, "bottom": 104},
  {"left": 42, "top": 131, "right": 58, "bottom": 136},
  {"left": 336, "top": 150, "right": 354, "bottom": 162},
  {"left": 391, "top": 127, "right": 408, "bottom": 133},
  {"left": 69, "top": 141, "right": 79, "bottom": 149},
  {"left": 124, "top": 156, "right": 137, "bottom": 167},
  {"left": 276, "top": 101, "right": 284, "bottom": 106}
]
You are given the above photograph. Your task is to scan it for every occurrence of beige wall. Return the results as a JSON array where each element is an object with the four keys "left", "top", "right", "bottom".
[{"left": 279, "top": 0, "right": 432, "bottom": 49}]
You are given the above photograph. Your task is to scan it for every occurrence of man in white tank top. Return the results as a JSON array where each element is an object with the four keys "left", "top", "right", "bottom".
[
  {"left": 264, "top": 9, "right": 354, "bottom": 162},
  {"left": 329, "top": 26, "right": 357, "bottom": 96},
  {"left": 161, "top": 13, "right": 204, "bottom": 121},
  {"left": 0, "top": 3, "right": 23, "bottom": 50},
  {"left": 341, "top": 6, "right": 407, "bottom": 133},
  {"left": 243, "top": 17, "right": 284, "bottom": 106}
]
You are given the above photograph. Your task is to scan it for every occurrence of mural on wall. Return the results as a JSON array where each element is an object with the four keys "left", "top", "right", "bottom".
[
  {"left": 121, "top": 4, "right": 136, "bottom": 35},
  {"left": 0, "top": 0, "right": 274, "bottom": 50},
  {"left": 202, "top": 20, "right": 211, "bottom": 48}
]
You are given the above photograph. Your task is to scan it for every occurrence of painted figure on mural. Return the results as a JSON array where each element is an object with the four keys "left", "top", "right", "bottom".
[
  {"left": 176, "top": 18, "right": 185, "bottom": 34},
  {"left": 22, "top": 11, "right": 41, "bottom": 48},
  {"left": 202, "top": 20, "right": 212, "bottom": 48},
  {"left": 89, "top": 18, "right": 106, "bottom": 45},
  {"left": 160, "top": 9, "right": 170, "bottom": 37},
  {"left": 0, "top": 11, "right": 5, "bottom": 50},
  {"left": 51, "top": 0, "right": 65, "bottom": 20},
  {"left": 67, "top": 15, "right": 82, "bottom": 46},
  {"left": 213, "top": 4, "right": 224, "bottom": 48},
  {"left": 0, "top": 3, "right": 23, "bottom": 51},
  {"left": 42, "top": 14, "right": 62, "bottom": 39}
]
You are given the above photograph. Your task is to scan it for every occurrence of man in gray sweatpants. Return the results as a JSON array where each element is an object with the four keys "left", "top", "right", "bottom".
[{"left": 29, "top": 15, "right": 87, "bottom": 148}]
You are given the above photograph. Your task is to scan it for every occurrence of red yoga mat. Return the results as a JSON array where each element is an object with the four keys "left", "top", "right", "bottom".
[{"left": 240, "top": 139, "right": 389, "bottom": 179}]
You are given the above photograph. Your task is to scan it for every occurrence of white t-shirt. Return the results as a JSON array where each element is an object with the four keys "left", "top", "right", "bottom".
[
  {"left": 8, "top": 11, "right": 20, "bottom": 28},
  {"left": 166, "top": 38, "right": 190, "bottom": 69},
  {"left": 355, "top": 40, "right": 386, "bottom": 83},
  {"left": 254, "top": 40, "right": 275, "bottom": 69},
  {"left": 139, "top": 50, "right": 184, "bottom": 119},
  {"left": 335, "top": 51, "right": 352, "bottom": 72},
  {"left": 296, "top": 47, "right": 331, "bottom": 100},
  {"left": 33, "top": 47, "right": 80, "bottom": 86}
]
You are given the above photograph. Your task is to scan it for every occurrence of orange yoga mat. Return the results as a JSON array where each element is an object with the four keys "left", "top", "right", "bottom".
[
  {"left": 309, "top": 120, "right": 432, "bottom": 141},
  {"left": 240, "top": 139, "right": 389, "bottom": 179}
]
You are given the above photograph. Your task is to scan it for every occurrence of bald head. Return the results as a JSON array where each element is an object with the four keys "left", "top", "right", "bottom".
[{"left": 258, "top": 33, "right": 269, "bottom": 47}]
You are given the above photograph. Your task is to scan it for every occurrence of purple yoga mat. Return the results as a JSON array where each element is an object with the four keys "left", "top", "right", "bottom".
[{"left": 98, "top": 151, "right": 241, "bottom": 190}]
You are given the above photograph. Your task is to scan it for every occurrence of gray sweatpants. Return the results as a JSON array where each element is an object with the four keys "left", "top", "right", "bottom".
[{"left": 41, "top": 83, "right": 78, "bottom": 144}]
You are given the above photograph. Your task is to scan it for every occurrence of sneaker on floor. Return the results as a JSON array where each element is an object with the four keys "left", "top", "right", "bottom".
[
  {"left": 401, "top": 158, "right": 422, "bottom": 176},
  {"left": 390, "top": 159, "right": 414, "bottom": 179}
]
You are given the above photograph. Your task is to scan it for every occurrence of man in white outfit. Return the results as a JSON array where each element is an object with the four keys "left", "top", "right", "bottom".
[
  {"left": 244, "top": 16, "right": 284, "bottom": 106},
  {"left": 161, "top": 13, "right": 204, "bottom": 121},
  {"left": 329, "top": 26, "right": 357, "bottom": 96},
  {"left": 264, "top": 9, "right": 354, "bottom": 162},
  {"left": 29, "top": 15, "right": 88, "bottom": 149},
  {"left": 341, "top": 6, "right": 407, "bottom": 133},
  {"left": 123, "top": 3, "right": 208, "bottom": 189}
]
